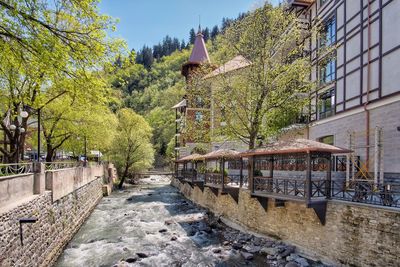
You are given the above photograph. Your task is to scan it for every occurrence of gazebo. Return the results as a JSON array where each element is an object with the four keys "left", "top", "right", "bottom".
[
  {"left": 175, "top": 153, "right": 205, "bottom": 186},
  {"left": 241, "top": 138, "right": 351, "bottom": 224},
  {"left": 203, "top": 149, "right": 244, "bottom": 202}
]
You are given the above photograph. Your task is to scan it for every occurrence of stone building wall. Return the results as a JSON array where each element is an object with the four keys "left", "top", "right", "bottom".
[
  {"left": 0, "top": 177, "right": 103, "bottom": 267},
  {"left": 172, "top": 178, "right": 400, "bottom": 266}
]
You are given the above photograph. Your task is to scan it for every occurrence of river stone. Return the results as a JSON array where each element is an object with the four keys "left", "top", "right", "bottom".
[
  {"left": 263, "top": 240, "right": 275, "bottom": 248},
  {"left": 125, "top": 257, "right": 137, "bottom": 263},
  {"left": 242, "top": 245, "right": 261, "bottom": 254},
  {"left": 294, "top": 257, "right": 310, "bottom": 267},
  {"left": 212, "top": 248, "right": 222, "bottom": 254},
  {"left": 158, "top": 229, "right": 168, "bottom": 233},
  {"left": 232, "top": 242, "right": 243, "bottom": 250},
  {"left": 164, "top": 220, "right": 174, "bottom": 225},
  {"left": 260, "top": 247, "right": 280, "bottom": 255},
  {"left": 170, "top": 236, "right": 177, "bottom": 241},
  {"left": 285, "top": 262, "right": 300, "bottom": 267},
  {"left": 136, "top": 252, "right": 149, "bottom": 258},
  {"left": 240, "top": 251, "right": 254, "bottom": 260},
  {"left": 280, "top": 246, "right": 295, "bottom": 257}
]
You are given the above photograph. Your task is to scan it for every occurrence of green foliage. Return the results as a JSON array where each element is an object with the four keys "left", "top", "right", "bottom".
[
  {"left": 0, "top": 0, "right": 123, "bottom": 163},
  {"left": 191, "top": 144, "right": 208, "bottom": 155},
  {"left": 211, "top": 4, "right": 313, "bottom": 149},
  {"left": 253, "top": 169, "right": 263, "bottom": 177},
  {"left": 108, "top": 49, "right": 189, "bottom": 165},
  {"left": 109, "top": 109, "right": 154, "bottom": 188}
]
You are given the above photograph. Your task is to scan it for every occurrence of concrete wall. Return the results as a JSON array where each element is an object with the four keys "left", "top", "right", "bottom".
[
  {"left": 46, "top": 165, "right": 104, "bottom": 201},
  {"left": 0, "top": 165, "right": 105, "bottom": 267},
  {"left": 0, "top": 174, "right": 34, "bottom": 210},
  {"left": 172, "top": 178, "right": 400, "bottom": 266}
]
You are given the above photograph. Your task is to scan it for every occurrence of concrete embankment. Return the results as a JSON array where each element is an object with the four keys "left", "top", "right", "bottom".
[{"left": 0, "top": 164, "right": 111, "bottom": 267}]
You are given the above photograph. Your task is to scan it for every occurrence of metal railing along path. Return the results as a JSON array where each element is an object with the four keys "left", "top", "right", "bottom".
[{"left": 0, "top": 163, "right": 34, "bottom": 177}]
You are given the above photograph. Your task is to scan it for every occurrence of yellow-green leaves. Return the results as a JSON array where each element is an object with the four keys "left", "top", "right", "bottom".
[{"left": 109, "top": 109, "right": 154, "bottom": 182}]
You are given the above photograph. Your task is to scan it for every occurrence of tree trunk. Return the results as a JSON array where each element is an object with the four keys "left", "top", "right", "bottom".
[
  {"left": 46, "top": 144, "right": 55, "bottom": 162},
  {"left": 118, "top": 164, "right": 130, "bottom": 189}
]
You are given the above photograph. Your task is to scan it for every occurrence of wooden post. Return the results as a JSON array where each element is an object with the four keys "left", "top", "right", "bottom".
[
  {"left": 249, "top": 156, "right": 255, "bottom": 193},
  {"left": 239, "top": 157, "right": 243, "bottom": 188},
  {"left": 194, "top": 161, "right": 197, "bottom": 182},
  {"left": 374, "top": 127, "right": 379, "bottom": 185},
  {"left": 306, "top": 152, "right": 312, "bottom": 202},
  {"left": 175, "top": 162, "right": 178, "bottom": 178},
  {"left": 221, "top": 158, "right": 225, "bottom": 190},
  {"left": 326, "top": 154, "right": 332, "bottom": 199},
  {"left": 268, "top": 155, "right": 274, "bottom": 192}
]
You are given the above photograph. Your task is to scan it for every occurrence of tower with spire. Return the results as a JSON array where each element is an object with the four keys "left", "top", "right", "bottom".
[
  {"left": 173, "top": 26, "right": 213, "bottom": 158},
  {"left": 181, "top": 26, "right": 211, "bottom": 80}
]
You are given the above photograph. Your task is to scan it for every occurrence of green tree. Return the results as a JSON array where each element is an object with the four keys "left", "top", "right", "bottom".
[
  {"left": 202, "top": 27, "right": 210, "bottom": 42},
  {"left": 0, "top": 0, "right": 121, "bottom": 162},
  {"left": 212, "top": 4, "right": 313, "bottom": 149},
  {"left": 109, "top": 109, "right": 154, "bottom": 188},
  {"left": 211, "top": 26, "right": 220, "bottom": 41},
  {"left": 189, "top": 28, "right": 196, "bottom": 44}
]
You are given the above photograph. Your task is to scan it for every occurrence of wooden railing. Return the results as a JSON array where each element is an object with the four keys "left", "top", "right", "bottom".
[
  {"left": 253, "top": 176, "right": 328, "bottom": 199},
  {"left": 205, "top": 173, "right": 223, "bottom": 185},
  {"left": 331, "top": 180, "right": 400, "bottom": 208}
]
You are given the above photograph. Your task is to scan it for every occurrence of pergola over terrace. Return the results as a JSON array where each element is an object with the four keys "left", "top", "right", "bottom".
[
  {"left": 203, "top": 149, "right": 245, "bottom": 202},
  {"left": 241, "top": 138, "right": 352, "bottom": 224},
  {"left": 175, "top": 153, "right": 204, "bottom": 182}
]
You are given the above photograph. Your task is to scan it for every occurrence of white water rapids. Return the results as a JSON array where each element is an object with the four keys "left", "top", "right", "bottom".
[{"left": 55, "top": 176, "right": 267, "bottom": 267}]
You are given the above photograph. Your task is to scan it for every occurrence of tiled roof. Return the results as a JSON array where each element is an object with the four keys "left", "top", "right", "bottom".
[
  {"left": 241, "top": 138, "right": 352, "bottom": 156},
  {"left": 176, "top": 153, "right": 204, "bottom": 162},
  {"left": 188, "top": 32, "right": 210, "bottom": 64},
  {"left": 203, "top": 149, "right": 241, "bottom": 160},
  {"left": 204, "top": 55, "right": 251, "bottom": 79}
]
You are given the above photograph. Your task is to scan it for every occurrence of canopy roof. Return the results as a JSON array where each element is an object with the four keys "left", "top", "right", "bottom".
[
  {"left": 203, "top": 149, "right": 240, "bottom": 160},
  {"left": 241, "top": 139, "right": 352, "bottom": 156},
  {"left": 171, "top": 99, "right": 187, "bottom": 109},
  {"left": 176, "top": 153, "right": 204, "bottom": 163},
  {"left": 204, "top": 55, "right": 251, "bottom": 79}
]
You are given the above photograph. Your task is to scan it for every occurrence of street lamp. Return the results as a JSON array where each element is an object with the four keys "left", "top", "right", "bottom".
[
  {"left": 23, "top": 106, "right": 42, "bottom": 162},
  {"left": 8, "top": 109, "right": 27, "bottom": 163},
  {"left": 77, "top": 135, "right": 88, "bottom": 167}
]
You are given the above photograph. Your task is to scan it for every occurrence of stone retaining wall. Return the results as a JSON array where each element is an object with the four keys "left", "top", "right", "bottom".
[
  {"left": 0, "top": 175, "right": 103, "bottom": 267},
  {"left": 172, "top": 178, "right": 400, "bottom": 266}
]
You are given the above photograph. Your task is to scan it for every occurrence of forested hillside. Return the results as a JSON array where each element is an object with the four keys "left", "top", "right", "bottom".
[{"left": 108, "top": 13, "right": 247, "bottom": 167}]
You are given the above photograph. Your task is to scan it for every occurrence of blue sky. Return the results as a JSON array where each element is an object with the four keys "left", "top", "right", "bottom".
[{"left": 99, "top": 0, "right": 279, "bottom": 51}]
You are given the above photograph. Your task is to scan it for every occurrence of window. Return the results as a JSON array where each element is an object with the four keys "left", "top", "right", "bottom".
[
  {"left": 195, "top": 111, "right": 203, "bottom": 122},
  {"left": 318, "top": 89, "right": 335, "bottom": 119},
  {"left": 318, "top": 135, "right": 334, "bottom": 145},
  {"left": 320, "top": 0, "right": 329, "bottom": 7},
  {"left": 320, "top": 16, "right": 336, "bottom": 47},
  {"left": 319, "top": 58, "right": 336, "bottom": 85}
]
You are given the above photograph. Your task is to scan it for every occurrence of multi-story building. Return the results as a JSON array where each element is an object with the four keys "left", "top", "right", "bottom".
[
  {"left": 174, "top": 0, "right": 400, "bottom": 183},
  {"left": 295, "top": 0, "right": 400, "bottom": 184}
]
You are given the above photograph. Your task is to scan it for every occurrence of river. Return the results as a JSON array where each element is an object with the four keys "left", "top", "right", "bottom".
[{"left": 55, "top": 176, "right": 321, "bottom": 267}]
